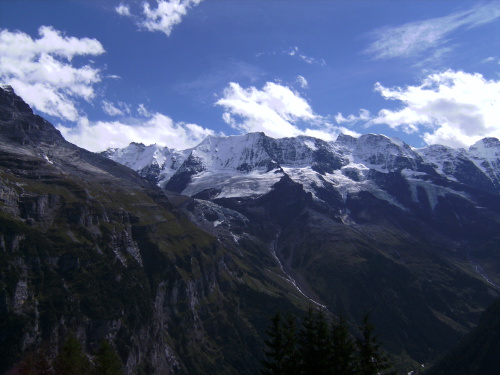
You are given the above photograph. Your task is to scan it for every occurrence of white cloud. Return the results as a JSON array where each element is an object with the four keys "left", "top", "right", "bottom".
[
  {"left": 116, "top": 0, "right": 204, "bottom": 37},
  {"left": 102, "top": 100, "right": 131, "bottom": 117},
  {"left": 303, "top": 126, "right": 360, "bottom": 141},
  {"left": 0, "top": 26, "right": 104, "bottom": 121},
  {"left": 371, "top": 70, "right": 500, "bottom": 148},
  {"left": 137, "top": 103, "right": 152, "bottom": 118},
  {"left": 335, "top": 109, "right": 370, "bottom": 124},
  {"left": 115, "top": 4, "right": 131, "bottom": 16},
  {"left": 216, "top": 82, "right": 314, "bottom": 138},
  {"left": 296, "top": 75, "right": 308, "bottom": 89},
  {"left": 482, "top": 56, "right": 500, "bottom": 65},
  {"left": 256, "top": 47, "right": 326, "bottom": 66},
  {"left": 57, "top": 112, "right": 215, "bottom": 152},
  {"left": 215, "top": 81, "right": 352, "bottom": 141},
  {"left": 366, "top": 2, "right": 500, "bottom": 60},
  {"left": 287, "top": 46, "right": 326, "bottom": 66}
]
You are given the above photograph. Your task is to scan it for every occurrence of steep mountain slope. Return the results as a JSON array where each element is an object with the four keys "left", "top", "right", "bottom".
[
  {"left": 0, "top": 86, "right": 310, "bottom": 374},
  {"left": 424, "top": 297, "right": 500, "bottom": 375},
  {"left": 106, "top": 130, "right": 500, "bottom": 366}
]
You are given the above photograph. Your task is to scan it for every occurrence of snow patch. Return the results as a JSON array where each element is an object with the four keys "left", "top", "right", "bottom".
[
  {"left": 303, "top": 140, "right": 317, "bottom": 151},
  {"left": 182, "top": 169, "right": 283, "bottom": 198}
]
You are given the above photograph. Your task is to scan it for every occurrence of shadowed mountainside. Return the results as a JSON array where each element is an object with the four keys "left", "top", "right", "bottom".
[{"left": 0, "top": 86, "right": 310, "bottom": 374}]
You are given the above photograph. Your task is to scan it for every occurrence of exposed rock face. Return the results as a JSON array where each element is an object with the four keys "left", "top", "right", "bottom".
[
  {"left": 0, "top": 87, "right": 307, "bottom": 374},
  {"left": 424, "top": 297, "right": 500, "bottom": 375}
]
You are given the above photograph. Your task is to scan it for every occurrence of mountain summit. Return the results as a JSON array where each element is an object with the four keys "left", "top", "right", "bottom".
[{"left": 105, "top": 130, "right": 500, "bottom": 203}]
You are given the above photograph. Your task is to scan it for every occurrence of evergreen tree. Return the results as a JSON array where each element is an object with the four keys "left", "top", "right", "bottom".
[
  {"left": 298, "top": 307, "right": 333, "bottom": 375},
  {"left": 281, "top": 313, "right": 299, "bottom": 375},
  {"left": 298, "top": 307, "right": 317, "bottom": 374},
  {"left": 262, "top": 310, "right": 395, "bottom": 375},
  {"left": 53, "top": 334, "right": 92, "bottom": 375},
  {"left": 261, "top": 313, "right": 286, "bottom": 375},
  {"left": 93, "top": 340, "right": 123, "bottom": 375},
  {"left": 331, "top": 315, "right": 356, "bottom": 375},
  {"left": 355, "top": 314, "right": 394, "bottom": 375}
]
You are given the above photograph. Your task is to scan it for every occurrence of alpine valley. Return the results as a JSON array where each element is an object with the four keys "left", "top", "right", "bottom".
[{"left": 1, "top": 86, "right": 499, "bottom": 374}]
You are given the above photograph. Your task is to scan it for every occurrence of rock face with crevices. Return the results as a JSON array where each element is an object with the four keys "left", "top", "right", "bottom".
[{"left": 0, "top": 86, "right": 309, "bottom": 374}]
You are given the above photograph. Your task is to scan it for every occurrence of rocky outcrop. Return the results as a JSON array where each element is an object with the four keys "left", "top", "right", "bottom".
[{"left": 0, "top": 86, "right": 306, "bottom": 374}]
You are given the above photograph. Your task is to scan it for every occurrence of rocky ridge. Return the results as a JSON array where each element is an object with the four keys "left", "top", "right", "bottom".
[
  {"left": 104, "top": 131, "right": 500, "bottom": 203},
  {"left": 0, "top": 86, "right": 309, "bottom": 374}
]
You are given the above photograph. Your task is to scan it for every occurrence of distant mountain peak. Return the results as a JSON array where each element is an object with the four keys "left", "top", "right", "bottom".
[
  {"left": 0, "top": 85, "right": 33, "bottom": 116},
  {"left": 105, "top": 130, "right": 500, "bottom": 205},
  {"left": 469, "top": 137, "right": 500, "bottom": 156},
  {"left": 0, "top": 86, "right": 64, "bottom": 147}
]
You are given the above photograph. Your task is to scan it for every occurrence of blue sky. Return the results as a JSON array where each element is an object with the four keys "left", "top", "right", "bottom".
[{"left": 1, "top": 0, "right": 499, "bottom": 151}]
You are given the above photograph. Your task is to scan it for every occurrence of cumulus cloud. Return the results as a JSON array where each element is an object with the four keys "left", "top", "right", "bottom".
[
  {"left": 215, "top": 81, "right": 355, "bottom": 141},
  {"left": 57, "top": 112, "right": 215, "bottom": 152},
  {"left": 0, "top": 26, "right": 104, "bottom": 121},
  {"left": 366, "top": 2, "right": 500, "bottom": 60},
  {"left": 116, "top": 0, "right": 204, "bottom": 37},
  {"left": 371, "top": 70, "right": 500, "bottom": 148},
  {"left": 216, "top": 82, "right": 314, "bottom": 138}
]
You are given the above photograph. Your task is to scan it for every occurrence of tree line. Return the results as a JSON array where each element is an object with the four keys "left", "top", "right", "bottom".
[
  {"left": 261, "top": 308, "right": 395, "bottom": 375},
  {"left": 14, "top": 334, "right": 123, "bottom": 375}
]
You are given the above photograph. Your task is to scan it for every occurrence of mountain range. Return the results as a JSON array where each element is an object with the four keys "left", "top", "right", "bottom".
[
  {"left": 1, "top": 85, "right": 499, "bottom": 373},
  {"left": 103, "top": 130, "right": 500, "bottom": 200},
  {"left": 103, "top": 109, "right": 500, "bottom": 366}
]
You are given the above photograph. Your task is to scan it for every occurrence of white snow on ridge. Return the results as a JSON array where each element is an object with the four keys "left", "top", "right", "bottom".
[
  {"left": 415, "top": 144, "right": 463, "bottom": 179},
  {"left": 303, "top": 140, "right": 317, "bottom": 151},
  {"left": 282, "top": 164, "right": 409, "bottom": 211},
  {"left": 336, "top": 133, "right": 421, "bottom": 173},
  {"left": 323, "top": 169, "right": 410, "bottom": 211},
  {"left": 468, "top": 138, "right": 500, "bottom": 185},
  {"left": 106, "top": 143, "right": 166, "bottom": 170},
  {"left": 417, "top": 138, "right": 500, "bottom": 188},
  {"left": 401, "top": 168, "right": 470, "bottom": 209},
  {"left": 469, "top": 138, "right": 500, "bottom": 160},
  {"left": 104, "top": 132, "right": 499, "bottom": 211},
  {"left": 181, "top": 169, "right": 284, "bottom": 198},
  {"left": 104, "top": 142, "right": 190, "bottom": 184},
  {"left": 282, "top": 166, "right": 323, "bottom": 189},
  {"left": 190, "top": 133, "right": 273, "bottom": 172}
]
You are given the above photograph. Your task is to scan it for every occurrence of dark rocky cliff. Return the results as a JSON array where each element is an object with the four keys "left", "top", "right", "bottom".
[{"left": 0, "top": 86, "right": 307, "bottom": 374}]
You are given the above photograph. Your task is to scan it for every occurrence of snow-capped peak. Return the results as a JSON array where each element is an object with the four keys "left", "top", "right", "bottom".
[
  {"left": 103, "top": 133, "right": 500, "bottom": 209},
  {"left": 468, "top": 137, "right": 500, "bottom": 188},
  {"left": 469, "top": 137, "right": 500, "bottom": 159}
]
